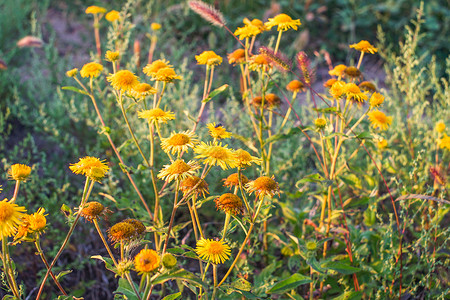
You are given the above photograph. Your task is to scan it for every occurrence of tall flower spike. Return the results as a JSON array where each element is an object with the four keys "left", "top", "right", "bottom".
[
  {"left": 259, "top": 47, "right": 291, "bottom": 72},
  {"left": 188, "top": 0, "right": 226, "bottom": 27},
  {"left": 296, "top": 52, "right": 314, "bottom": 85}
]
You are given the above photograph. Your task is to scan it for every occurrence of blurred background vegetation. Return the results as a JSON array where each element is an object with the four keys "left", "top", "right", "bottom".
[{"left": 0, "top": 0, "right": 448, "bottom": 298}]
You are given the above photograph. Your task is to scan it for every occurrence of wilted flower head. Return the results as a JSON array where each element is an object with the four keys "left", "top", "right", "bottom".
[
  {"left": 108, "top": 222, "right": 136, "bottom": 244},
  {"left": 123, "top": 219, "right": 146, "bottom": 238},
  {"left": 343, "top": 66, "right": 362, "bottom": 79},
  {"left": 215, "top": 193, "right": 244, "bottom": 215},
  {"left": 80, "top": 62, "right": 103, "bottom": 78},
  {"left": 180, "top": 176, "right": 209, "bottom": 197},
  {"left": 27, "top": 208, "right": 47, "bottom": 232},
  {"left": 359, "top": 81, "right": 377, "bottom": 93},
  {"left": 349, "top": 40, "right": 378, "bottom": 54},
  {"left": 8, "top": 164, "right": 31, "bottom": 181},
  {"left": 265, "top": 13, "right": 301, "bottom": 31},
  {"left": 223, "top": 173, "right": 249, "bottom": 189},
  {"left": 80, "top": 201, "right": 108, "bottom": 222},
  {"left": 196, "top": 50, "right": 222, "bottom": 66}
]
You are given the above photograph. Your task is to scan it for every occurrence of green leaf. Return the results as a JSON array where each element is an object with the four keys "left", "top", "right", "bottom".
[
  {"left": 62, "top": 86, "right": 89, "bottom": 95},
  {"left": 91, "top": 255, "right": 116, "bottom": 273},
  {"left": 296, "top": 173, "right": 332, "bottom": 187},
  {"left": 267, "top": 273, "right": 311, "bottom": 294},
  {"left": 356, "top": 131, "right": 372, "bottom": 139},
  {"left": 202, "top": 84, "right": 229, "bottom": 103},
  {"left": 313, "top": 107, "right": 340, "bottom": 114},
  {"left": 152, "top": 269, "right": 206, "bottom": 288},
  {"left": 332, "top": 291, "right": 363, "bottom": 300},
  {"left": 265, "top": 126, "right": 309, "bottom": 144},
  {"left": 323, "top": 132, "right": 347, "bottom": 140},
  {"left": 115, "top": 278, "right": 140, "bottom": 299},
  {"left": 117, "top": 139, "right": 133, "bottom": 153},
  {"left": 56, "top": 270, "right": 72, "bottom": 281},
  {"left": 323, "top": 261, "right": 361, "bottom": 275},
  {"left": 162, "top": 292, "right": 182, "bottom": 300}
]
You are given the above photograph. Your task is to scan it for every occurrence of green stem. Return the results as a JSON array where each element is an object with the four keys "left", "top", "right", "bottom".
[
  {"left": 221, "top": 213, "right": 231, "bottom": 241},
  {"left": 237, "top": 168, "right": 251, "bottom": 215},
  {"left": 11, "top": 180, "right": 20, "bottom": 202},
  {"left": 274, "top": 30, "right": 283, "bottom": 54},
  {"left": 93, "top": 219, "right": 118, "bottom": 266},
  {"left": 162, "top": 180, "right": 181, "bottom": 254},
  {"left": 156, "top": 82, "right": 167, "bottom": 108},
  {"left": 2, "top": 238, "right": 20, "bottom": 298}
]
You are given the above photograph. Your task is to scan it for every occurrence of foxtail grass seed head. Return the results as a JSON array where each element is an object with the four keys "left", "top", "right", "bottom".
[
  {"left": 134, "top": 249, "right": 160, "bottom": 274},
  {"left": 246, "top": 176, "right": 280, "bottom": 198},
  {"left": 430, "top": 167, "right": 446, "bottom": 186},
  {"left": 66, "top": 68, "right": 78, "bottom": 77},
  {"left": 228, "top": 49, "right": 246, "bottom": 65},
  {"left": 196, "top": 238, "right": 231, "bottom": 264},
  {"left": 128, "top": 83, "right": 157, "bottom": 100},
  {"left": 438, "top": 134, "right": 450, "bottom": 151},
  {"left": 80, "top": 62, "right": 103, "bottom": 78},
  {"left": 107, "top": 70, "right": 140, "bottom": 92},
  {"left": 435, "top": 121, "right": 446, "bottom": 133},
  {"left": 85, "top": 6, "right": 107, "bottom": 14},
  {"left": 161, "top": 131, "right": 199, "bottom": 155},
  {"left": 188, "top": 0, "right": 226, "bottom": 27},
  {"left": 105, "top": 10, "right": 120, "bottom": 22},
  {"left": 162, "top": 253, "right": 178, "bottom": 269},
  {"left": 109, "top": 222, "right": 136, "bottom": 244},
  {"left": 69, "top": 156, "right": 109, "bottom": 181},
  {"left": 207, "top": 123, "right": 232, "bottom": 139},
  {"left": 215, "top": 193, "right": 244, "bottom": 215},
  {"left": 344, "top": 83, "right": 368, "bottom": 102},
  {"left": 286, "top": 80, "right": 304, "bottom": 93},
  {"left": 138, "top": 108, "right": 175, "bottom": 124},
  {"left": 180, "top": 176, "right": 209, "bottom": 197},
  {"left": 265, "top": 13, "right": 301, "bottom": 31},
  {"left": 223, "top": 173, "right": 249, "bottom": 189},
  {"left": 195, "top": 50, "right": 223, "bottom": 66},
  {"left": 151, "top": 23, "right": 162, "bottom": 31},
  {"left": 367, "top": 110, "right": 392, "bottom": 131},
  {"left": 80, "top": 201, "right": 106, "bottom": 222},
  {"left": 359, "top": 81, "right": 377, "bottom": 93},
  {"left": 105, "top": 50, "right": 120, "bottom": 62},
  {"left": 259, "top": 47, "right": 291, "bottom": 71},
  {"left": 296, "top": 51, "right": 313, "bottom": 85},
  {"left": 328, "top": 64, "right": 347, "bottom": 77},
  {"left": 314, "top": 117, "right": 327, "bottom": 129},
  {"left": 343, "top": 66, "right": 362, "bottom": 79},
  {"left": 158, "top": 159, "right": 200, "bottom": 182},
  {"left": 0, "top": 198, "right": 26, "bottom": 239},
  {"left": 369, "top": 92, "right": 385, "bottom": 108},
  {"left": 8, "top": 164, "right": 31, "bottom": 181},
  {"left": 234, "top": 149, "right": 262, "bottom": 168},
  {"left": 349, "top": 40, "right": 378, "bottom": 54},
  {"left": 194, "top": 142, "right": 238, "bottom": 170},
  {"left": 143, "top": 59, "right": 172, "bottom": 77},
  {"left": 323, "top": 78, "right": 337, "bottom": 88}
]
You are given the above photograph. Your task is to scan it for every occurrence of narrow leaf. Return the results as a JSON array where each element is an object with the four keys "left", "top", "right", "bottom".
[
  {"left": 62, "top": 86, "right": 89, "bottom": 95},
  {"left": 267, "top": 273, "right": 311, "bottom": 294},
  {"left": 202, "top": 84, "right": 229, "bottom": 103}
]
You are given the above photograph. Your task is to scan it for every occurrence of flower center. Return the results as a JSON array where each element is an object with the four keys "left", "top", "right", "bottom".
[
  {"left": 254, "top": 176, "right": 277, "bottom": 191},
  {"left": 168, "top": 160, "right": 191, "bottom": 174},
  {"left": 373, "top": 112, "right": 387, "bottom": 123},
  {"left": 168, "top": 134, "right": 190, "bottom": 146},
  {"left": 208, "top": 241, "right": 224, "bottom": 254},
  {"left": 210, "top": 147, "right": 228, "bottom": 159}
]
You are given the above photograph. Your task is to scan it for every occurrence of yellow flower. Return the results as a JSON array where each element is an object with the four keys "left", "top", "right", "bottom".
[
  {"left": 143, "top": 59, "right": 172, "bottom": 78},
  {"left": 329, "top": 80, "right": 346, "bottom": 98},
  {"left": 0, "top": 198, "right": 26, "bottom": 239},
  {"left": 161, "top": 131, "right": 199, "bottom": 155},
  {"left": 227, "top": 49, "right": 246, "bottom": 65},
  {"left": 85, "top": 6, "right": 107, "bottom": 14},
  {"left": 377, "top": 138, "right": 388, "bottom": 149},
  {"left": 66, "top": 68, "right": 78, "bottom": 77},
  {"left": 8, "top": 164, "right": 31, "bottom": 181},
  {"left": 107, "top": 70, "right": 139, "bottom": 92},
  {"left": 151, "top": 23, "right": 161, "bottom": 31},
  {"left": 438, "top": 134, "right": 450, "bottom": 151},
  {"left": 152, "top": 67, "right": 182, "bottom": 82},
  {"left": 367, "top": 110, "right": 392, "bottom": 131},
  {"left": 195, "top": 50, "right": 223, "bottom": 66},
  {"left": 69, "top": 156, "right": 109, "bottom": 181},
  {"left": 138, "top": 108, "right": 175, "bottom": 124},
  {"left": 251, "top": 93, "right": 281, "bottom": 108},
  {"left": 246, "top": 176, "right": 280, "bottom": 198},
  {"left": 27, "top": 208, "right": 47, "bottom": 232},
  {"left": 180, "top": 176, "right": 209, "bottom": 197},
  {"left": 249, "top": 54, "right": 269, "bottom": 70},
  {"left": 328, "top": 64, "right": 347, "bottom": 77},
  {"left": 314, "top": 117, "right": 327, "bottom": 129},
  {"left": 207, "top": 123, "right": 232, "bottom": 139},
  {"left": 243, "top": 18, "right": 267, "bottom": 32},
  {"left": 323, "top": 78, "right": 337, "bottom": 89},
  {"left": 215, "top": 193, "right": 244, "bottom": 215},
  {"left": 435, "top": 121, "right": 446, "bottom": 133},
  {"left": 194, "top": 142, "right": 237, "bottom": 170},
  {"left": 135, "top": 249, "right": 160, "bottom": 274},
  {"left": 80, "top": 62, "right": 103, "bottom": 78},
  {"left": 234, "top": 24, "right": 261, "bottom": 40},
  {"left": 105, "top": 50, "right": 120, "bottom": 62},
  {"left": 105, "top": 10, "right": 120, "bottom": 22},
  {"left": 128, "top": 83, "right": 157, "bottom": 100},
  {"left": 234, "top": 149, "right": 261, "bottom": 168},
  {"left": 265, "top": 13, "right": 301, "bottom": 31},
  {"left": 196, "top": 238, "right": 231, "bottom": 264},
  {"left": 344, "top": 83, "right": 368, "bottom": 102},
  {"left": 158, "top": 159, "right": 200, "bottom": 182},
  {"left": 223, "top": 173, "right": 249, "bottom": 189},
  {"left": 349, "top": 40, "right": 378, "bottom": 54},
  {"left": 369, "top": 92, "right": 385, "bottom": 108},
  {"left": 286, "top": 80, "right": 304, "bottom": 93}
]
